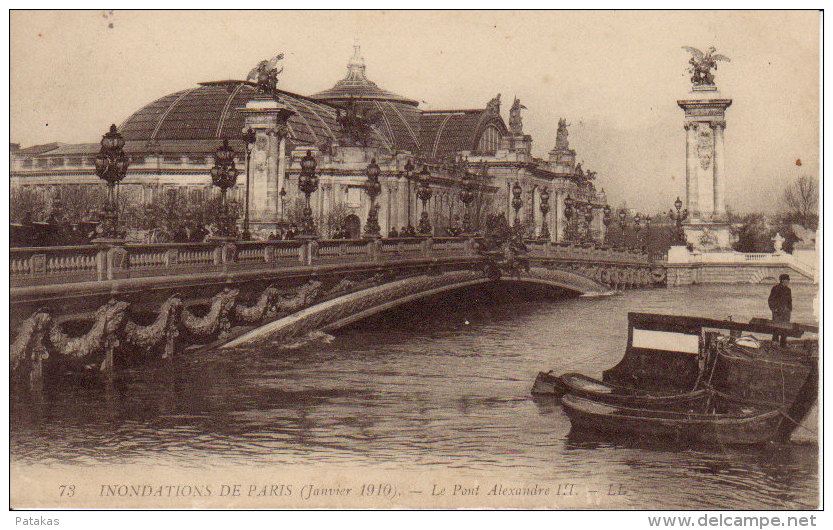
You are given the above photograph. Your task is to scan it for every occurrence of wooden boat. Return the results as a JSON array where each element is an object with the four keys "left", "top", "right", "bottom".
[
  {"left": 531, "top": 370, "right": 569, "bottom": 395},
  {"left": 561, "top": 393, "right": 788, "bottom": 446},
  {"left": 602, "top": 313, "right": 818, "bottom": 395},
  {"left": 535, "top": 313, "right": 818, "bottom": 439},
  {"left": 533, "top": 371, "right": 709, "bottom": 410}
]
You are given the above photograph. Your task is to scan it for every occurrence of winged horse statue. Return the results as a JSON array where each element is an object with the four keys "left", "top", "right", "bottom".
[
  {"left": 682, "top": 46, "right": 730, "bottom": 86},
  {"left": 247, "top": 53, "right": 284, "bottom": 95}
]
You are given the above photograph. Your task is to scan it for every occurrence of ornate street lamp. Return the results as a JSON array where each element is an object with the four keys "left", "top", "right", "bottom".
[
  {"left": 279, "top": 187, "right": 287, "bottom": 223},
  {"left": 363, "top": 158, "right": 382, "bottom": 238},
  {"left": 583, "top": 203, "right": 594, "bottom": 243},
  {"left": 241, "top": 128, "right": 257, "bottom": 240},
  {"left": 669, "top": 196, "right": 689, "bottom": 244},
  {"left": 511, "top": 181, "right": 523, "bottom": 227},
  {"left": 539, "top": 187, "right": 550, "bottom": 241},
  {"left": 459, "top": 169, "right": 475, "bottom": 235},
  {"left": 404, "top": 159, "right": 415, "bottom": 233},
  {"left": 94, "top": 124, "right": 130, "bottom": 239},
  {"left": 633, "top": 212, "right": 642, "bottom": 249},
  {"left": 645, "top": 214, "right": 653, "bottom": 253},
  {"left": 564, "top": 194, "right": 575, "bottom": 242},
  {"left": 297, "top": 150, "right": 319, "bottom": 238},
  {"left": 618, "top": 208, "right": 628, "bottom": 247},
  {"left": 416, "top": 165, "right": 433, "bottom": 235},
  {"left": 210, "top": 138, "right": 239, "bottom": 238},
  {"left": 603, "top": 204, "right": 612, "bottom": 245}
]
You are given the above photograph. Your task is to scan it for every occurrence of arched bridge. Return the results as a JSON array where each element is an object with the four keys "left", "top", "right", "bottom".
[{"left": 10, "top": 237, "right": 665, "bottom": 385}]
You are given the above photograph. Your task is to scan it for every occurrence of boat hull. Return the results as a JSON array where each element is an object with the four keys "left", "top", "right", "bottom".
[
  {"left": 533, "top": 371, "right": 708, "bottom": 410},
  {"left": 531, "top": 371, "right": 569, "bottom": 396},
  {"left": 561, "top": 394, "right": 786, "bottom": 446}
]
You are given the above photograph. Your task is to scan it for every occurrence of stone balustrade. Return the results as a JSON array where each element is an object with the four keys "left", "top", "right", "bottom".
[{"left": 10, "top": 237, "right": 655, "bottom": 288}]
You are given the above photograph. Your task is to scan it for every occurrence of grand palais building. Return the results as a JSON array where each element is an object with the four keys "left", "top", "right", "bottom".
[{"left": 10, "top": 46, "right": 608, "bottom": 240}]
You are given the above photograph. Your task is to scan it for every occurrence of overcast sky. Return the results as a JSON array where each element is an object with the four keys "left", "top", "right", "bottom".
[{"left": 9, "top": 10, "right": 819, "bottom": 213}]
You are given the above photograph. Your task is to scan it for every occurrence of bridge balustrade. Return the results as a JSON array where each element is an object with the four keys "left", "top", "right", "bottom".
[
  {"left": 10, "top": 237, "right": 656, "bottom": 289},
  {"left": 379, "top": 238, "right": 425, "bottom": 260}
]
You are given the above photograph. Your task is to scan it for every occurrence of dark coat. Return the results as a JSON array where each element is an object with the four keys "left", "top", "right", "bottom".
[{"left": 768, "top": 283, "right": 792, "bottom": 312}]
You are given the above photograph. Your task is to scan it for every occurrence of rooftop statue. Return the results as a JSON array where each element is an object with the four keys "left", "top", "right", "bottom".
[
  {"left": 247, "top": 53, "right": 285, "bottom": 95},
  {"left": 555, "top": 118, "right": 570, "bottom": 149},
  {"left": 486, "top": 93, "right": 501, "bottom": 114},
  {"left": 508, "top": 97, "right": 527, "bottom": 134},
  {"left": 682, "top": 46, "right": 730, "bottom": 87}
]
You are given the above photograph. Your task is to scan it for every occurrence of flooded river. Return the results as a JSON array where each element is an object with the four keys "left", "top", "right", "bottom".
[{"left": 10, "top": 284, "right": 819, "bottom": 509}]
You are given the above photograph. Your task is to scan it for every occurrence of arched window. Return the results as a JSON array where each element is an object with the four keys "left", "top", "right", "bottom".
[{"left": 475, "top": 125, "right": 501, "bottom": 154}]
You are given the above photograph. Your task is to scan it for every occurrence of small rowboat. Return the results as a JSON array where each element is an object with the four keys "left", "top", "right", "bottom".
[
  {"left": 531, "top": 371, "right": 569, "bottom": 396},
  {"left": 561, "top": 394, "right": 787, "bottom": 446},
  {"left": 533, "top": 371, "right": 708, "bottom": 409}
]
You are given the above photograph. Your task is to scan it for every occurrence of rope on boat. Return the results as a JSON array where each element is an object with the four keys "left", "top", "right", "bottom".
[{"left": 705, "top": 388, "right": 818, "bottom": 436}]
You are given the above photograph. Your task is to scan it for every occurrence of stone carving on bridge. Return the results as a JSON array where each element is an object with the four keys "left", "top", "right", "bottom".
[
  {"left": 48, "top": 299, "right": 129, "bottom": 369},
  {"left": 270, "top": 280, "right": 323, "bottom": 317},
  {"left": 122, "top": 295, "right": 183, "bottom": 358},
  {"left": 476, "top": 213, "right": 530, "bottom": 279},
  {"left": 325, "top": 272, "right": 388, "bottom": 298},
  {"left": 180, "top": 288, "right": 240, "bottom": 341},
  {"left": 10, "top": 310, "right": 52, "bottom": 381},
  {"left": 232, "top": 286, "right": 282, "bottom": 324}
]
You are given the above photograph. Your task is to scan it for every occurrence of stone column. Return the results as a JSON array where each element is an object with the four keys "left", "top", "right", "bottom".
[
  {"left": 532, "top": 185, "right": 541, "bottom": 237},
  {"left": 277, "top": 136, "right": 287, "bottom": 221},
  {"left": 322, "top": 183, "right": 332, "bottom": 237},
  {"left": 240, "top": 96, "right": 293, "bottom": 232},
  {"left": 684, "top": 122, "right": 698, "bottom": 220},
  {"left": 397, "top": 176, "right": 407, "bottom": 230},
  {"left": 711, "top": 121, "right": 727, "bottom": 220}
]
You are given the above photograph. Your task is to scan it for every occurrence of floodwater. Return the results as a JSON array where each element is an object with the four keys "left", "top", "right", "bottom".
[{"left": 10, "top": 284, "right": 819, "bottom": 509}]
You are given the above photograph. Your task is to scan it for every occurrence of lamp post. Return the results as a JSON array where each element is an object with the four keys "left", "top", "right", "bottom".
[
  {"left": 633, "top": 212, "right": 642, "bottom": 249},
  {"left": 416, "top": 165, "right": 433, "bottom": 235},
  {"left": 459, "top": 169, "right": 475, "bottom": 235},
  {"left": 364, "top": 158, "right": 382, "bottom": 238},
  {"left": 279, "top": 187, "right": 287, "bottom": 224},
  {"left": 583, "top": 203, "right": 594, "bottom": 243},
  {"left": 241, "top": 128, "right": 256, "bottom": 240},
  {"left": 511, "top": 181, "right": 523, "bottom": 228},
  {"left": 94, "top": 124, "right": 130, "bottom": 239},
  {"left": 297, "top": 150, "right": 319, "bottom": 238},
  {"left": 210, "top": 137, "right": 239, "bottom": 238},
  {"left": 645, "top": 214, "right": 652, "bottom": 253},
  {"left": 617, "top": 208, "right": 628, "bottom": 248},
  {"left": 539, "top": 187, "right": 550, "bottom": 241},
  {"left": 603, "top": 204, "right": 612, "bottom": 245},
  {"left": 564, "top": 194, "right": 575, "bottom": 242},
  {"left": 404, "top": 159, "right": 415, "bottom": 233},
  {"left": 669, "top": 196, "right": 689, "bottom": 244}
]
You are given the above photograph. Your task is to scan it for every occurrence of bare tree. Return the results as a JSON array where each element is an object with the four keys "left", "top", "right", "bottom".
[{"left": 782, "top": 176, "right": 819, "bottom": 229}]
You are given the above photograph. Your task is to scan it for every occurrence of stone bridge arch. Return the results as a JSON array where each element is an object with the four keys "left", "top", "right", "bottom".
[
  {"left": 224, "top": 266, "right": 612, "bottom": 348},
  {"left": 10, "top": 237, "right": 661, "bottom": 386}
]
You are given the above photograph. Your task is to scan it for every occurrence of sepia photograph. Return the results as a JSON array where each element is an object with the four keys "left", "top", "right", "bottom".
[{"left": 7, "top": 9, "right": 821, "bottom": 513}]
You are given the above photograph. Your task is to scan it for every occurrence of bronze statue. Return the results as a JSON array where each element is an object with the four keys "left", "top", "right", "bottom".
[
  {"left": 682, "top": 46, "right": 730, "bottom": 87},
  {"left": 246, "top": 53, "right": 284, "bottom": 95},
  {"left": 555, "top": 118, "right": 570, "bottom": 149},
  {"left": 486, "top": 93, "right": 501, "bottom": 114},
  {"left": 508, "top": 97, "right": 527, "bottom": 134}
]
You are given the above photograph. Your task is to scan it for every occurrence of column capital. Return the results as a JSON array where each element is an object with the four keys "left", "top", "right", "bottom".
[
  {"left": 683, "top": 122, "right": 700, "bottom": 131},
  {"left": 709, "top": 121, "right": 727, "bottom": 131}
]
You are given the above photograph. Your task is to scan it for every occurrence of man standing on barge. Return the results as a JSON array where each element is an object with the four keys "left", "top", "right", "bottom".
[{"left": 768, "top": 274, "right": 792, "bottom": 347}]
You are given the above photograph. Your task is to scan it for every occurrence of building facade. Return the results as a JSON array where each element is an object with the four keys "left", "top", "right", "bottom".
[{"left": 10, "top": 46, "right": 607, "bottom": 241}]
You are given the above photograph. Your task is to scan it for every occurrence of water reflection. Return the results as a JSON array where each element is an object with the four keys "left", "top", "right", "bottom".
[{"left": 10, "top": 284, "right": 818, "bottom": 508}]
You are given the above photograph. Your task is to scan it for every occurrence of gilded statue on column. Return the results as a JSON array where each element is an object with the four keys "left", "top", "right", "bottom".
[{"left": 681, "top": 46, "right": 730, "bottom": 87}]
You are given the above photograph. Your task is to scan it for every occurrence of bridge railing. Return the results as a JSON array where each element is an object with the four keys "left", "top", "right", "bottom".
[{"left": 10, "top": 237, "right": 655, "bottom": 288}]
